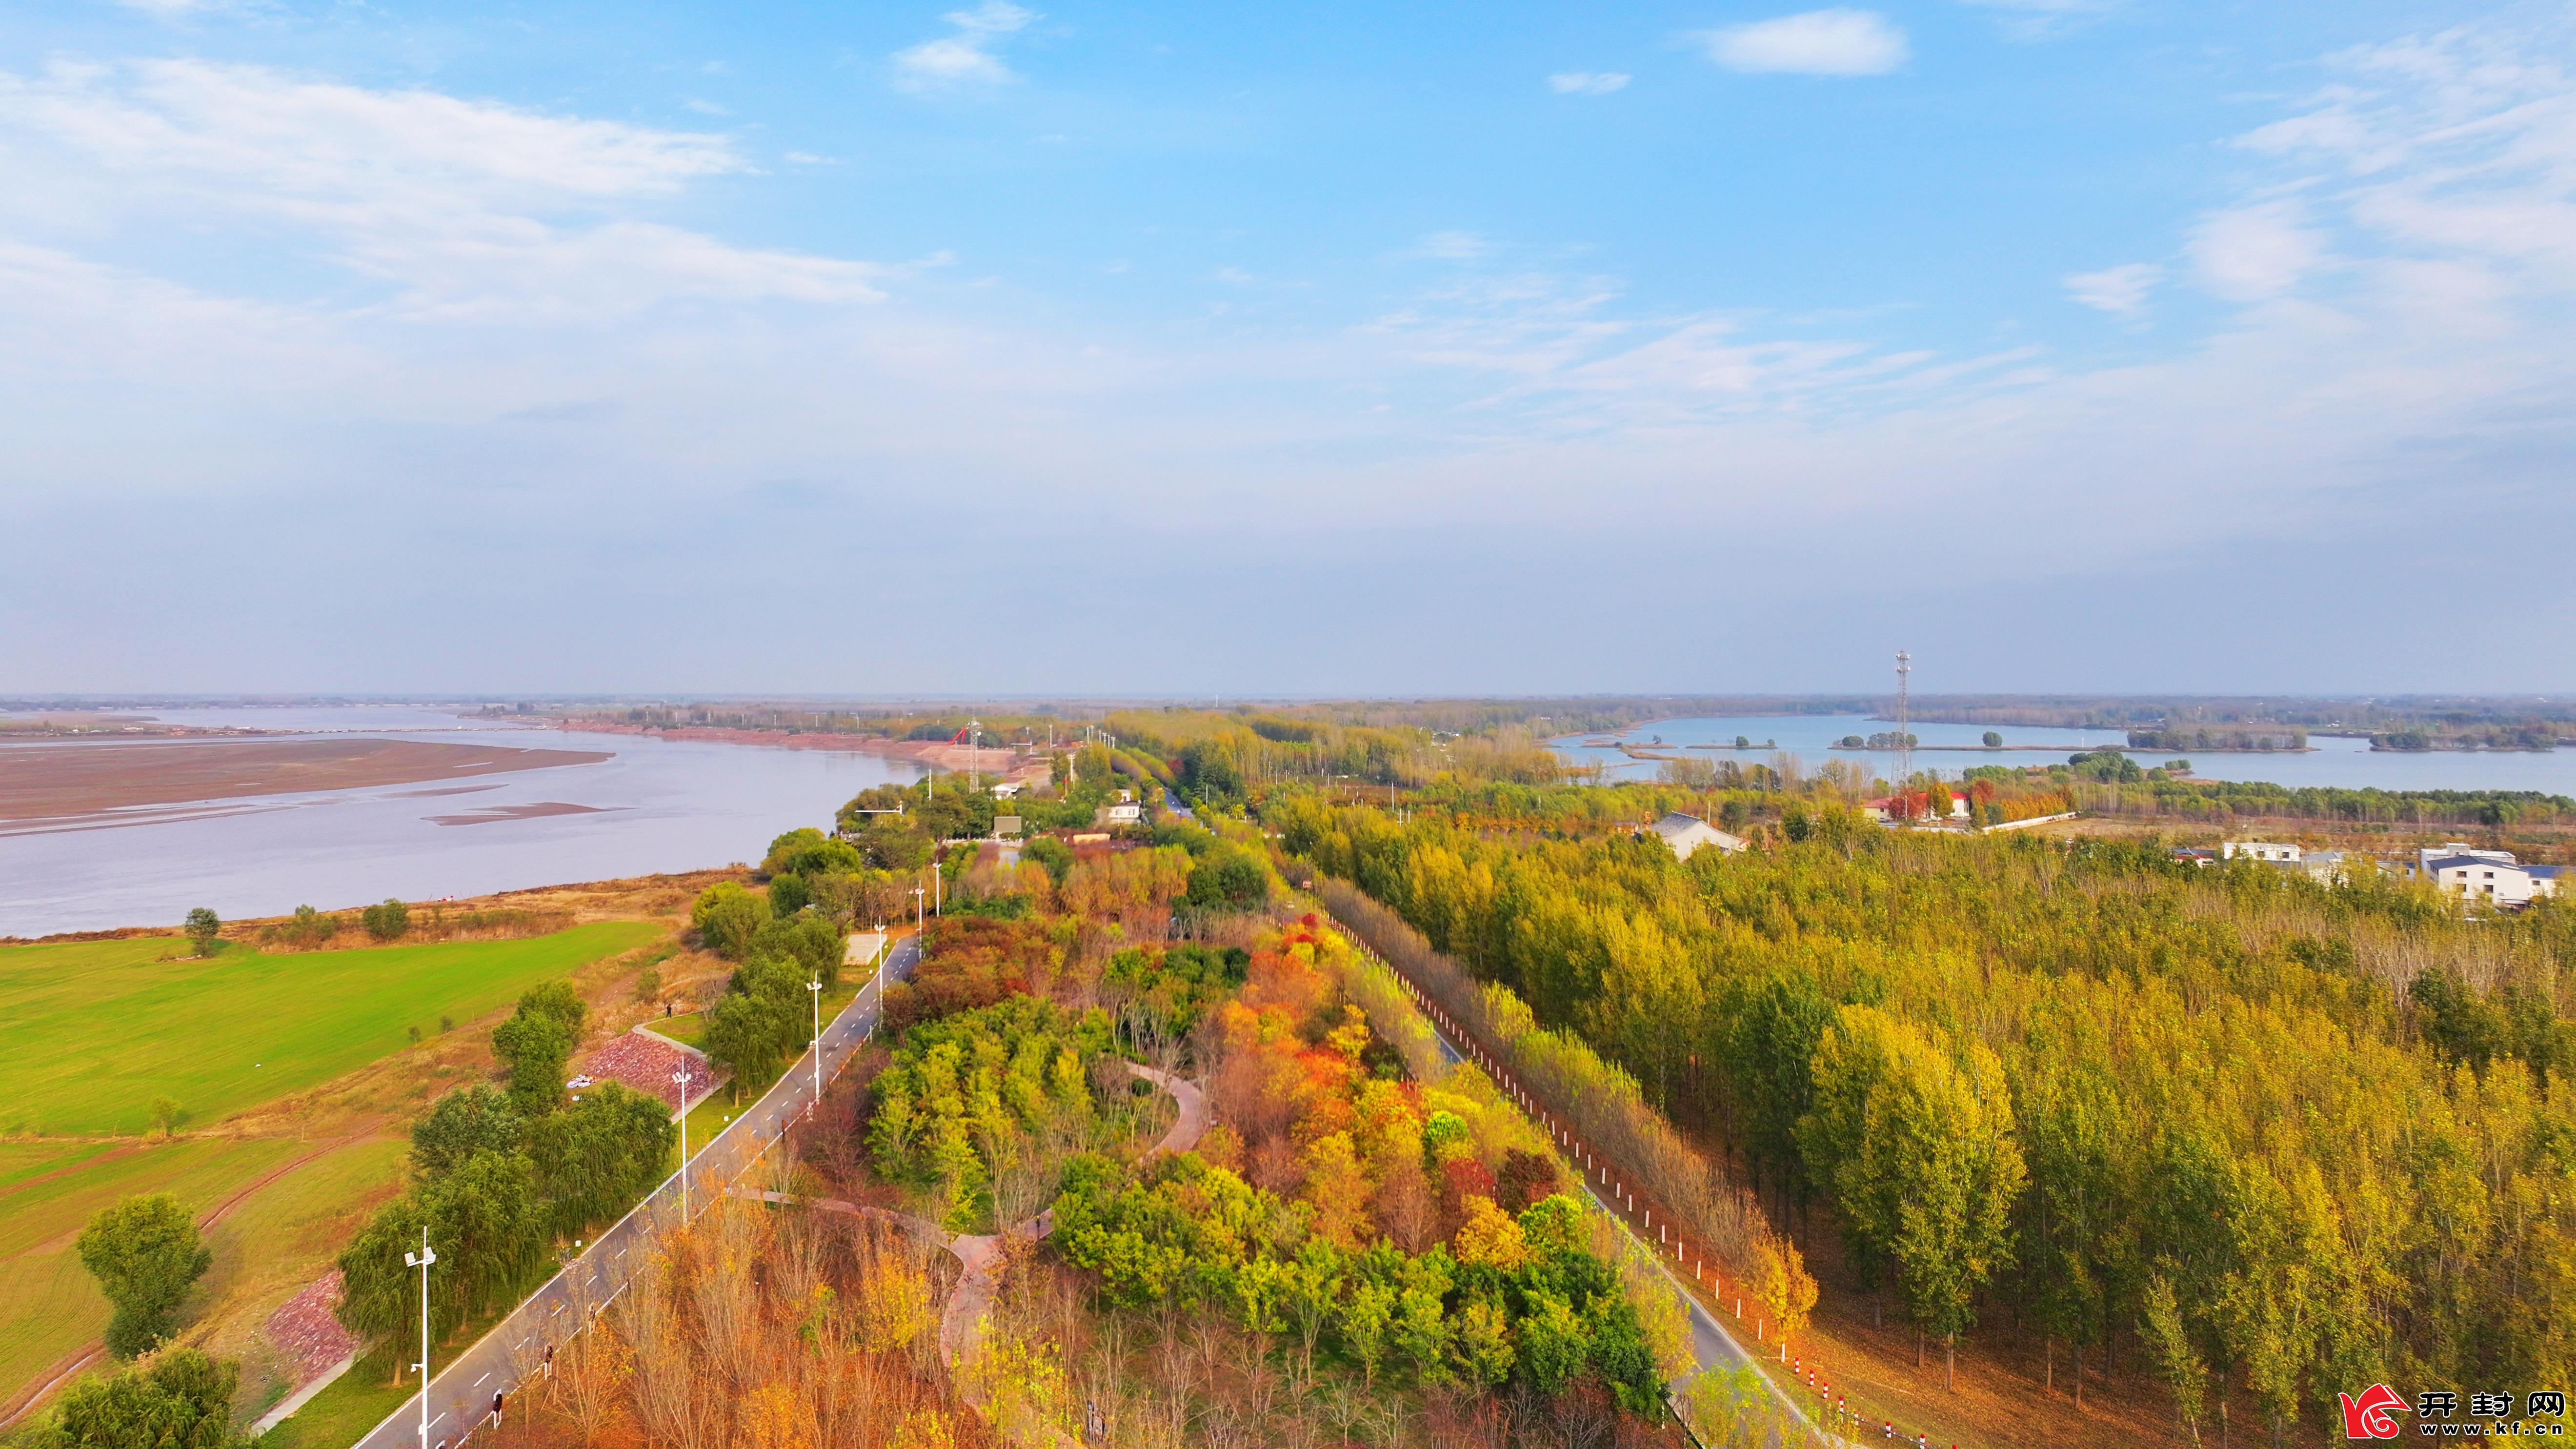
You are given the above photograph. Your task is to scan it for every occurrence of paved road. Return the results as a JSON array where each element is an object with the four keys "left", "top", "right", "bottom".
[{"left": 348, "top": 936, "right": 918, "bottom": 1449}]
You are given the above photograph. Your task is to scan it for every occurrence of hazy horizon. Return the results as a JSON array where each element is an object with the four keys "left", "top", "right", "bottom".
[{"left": 5, "top": 0, "right": 2573, "bottom": 696}]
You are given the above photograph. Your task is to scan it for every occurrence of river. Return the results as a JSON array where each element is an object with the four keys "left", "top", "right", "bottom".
[
  {"left": 1551, "top": 714, "right": 2576, "bottom": 795},
  {"left": 0, "top": 706, "right": 920, "bottom": 938}
]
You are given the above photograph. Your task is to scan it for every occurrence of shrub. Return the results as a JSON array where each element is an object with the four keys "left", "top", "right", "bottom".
[{"left": 361, "top": 898, "right": 411, "bottom": 941}]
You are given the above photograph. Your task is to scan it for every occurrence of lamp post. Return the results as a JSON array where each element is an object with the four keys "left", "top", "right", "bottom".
[
  {"left": 807, "top": 976, "right": 823, "bottom": 1106},
  {"left": 671, "top": 1065, "right": 694, "bottom": 1220},
  {"left": 912, "top": 884, "right": 925, "bottom": 931},
  {"left": 402, "top": 1227, "right": 437, "bottom": 1449},
  {"left": 869, "top": 922, "right": 886, "bottom": 1039}
]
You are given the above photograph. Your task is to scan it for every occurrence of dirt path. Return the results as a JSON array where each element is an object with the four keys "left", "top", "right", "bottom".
[{"left": 941, "top": 1064, "right": 1206, "bottom": 1375}]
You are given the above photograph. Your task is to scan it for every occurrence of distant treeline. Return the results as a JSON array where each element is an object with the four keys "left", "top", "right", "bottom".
[
  {"left": 2070, "top": 777, "right": 2576, "bottom": 828},
  {"left": 2126, "top": 726, "right": 2309, "bottom": 752}
]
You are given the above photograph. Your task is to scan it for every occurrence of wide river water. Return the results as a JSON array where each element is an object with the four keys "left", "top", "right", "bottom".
[
  {"left": 0, "top": 705, "right": 919, "bottom": 938},
  {"left": 1552, "top": 714, "right": 2576, "bottom": 795}
]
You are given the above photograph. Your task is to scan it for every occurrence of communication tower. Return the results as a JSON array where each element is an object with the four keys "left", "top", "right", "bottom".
[{"left": 1894, "top": 651, "right": 1912, "bottom": 797}]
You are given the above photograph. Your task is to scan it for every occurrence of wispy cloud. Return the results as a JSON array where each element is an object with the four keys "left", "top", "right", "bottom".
[
  {"left": 0, "top": 60, "right": 883, "bottom": 319},
  {"left": 1411, "top": 231, "right": 1492, "bottom": 261},
  {"left": 1963, "top": 0, "right": 2121, "bottom": 41},
  {"left": 1697, "top": 10, "right": 1908, "bottom": 77},
  {"left": 2189, "top": 199, "right": 2323, "bottom": 301},
  {"left": 1549, "top": 72, "right": 1631, "bottom": 96},
  {"left": 2064, "top": 262, "right": 2163, "bottom": 316},
  {"left": 892, "top": 2, "right": 1040, "bottom": 90}
]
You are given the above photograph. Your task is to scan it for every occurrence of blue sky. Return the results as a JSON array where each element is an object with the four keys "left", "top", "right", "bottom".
[{"left": 3, "top": 0, "right": 2572, "bottom": 697}]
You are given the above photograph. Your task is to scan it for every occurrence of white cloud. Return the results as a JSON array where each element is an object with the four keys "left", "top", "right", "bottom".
[
  {"left": 2064, "top": 262, "right": 2163, "bottom": 316},
  {"left": 893, "top": 2, "right": 1039, "bottom": 90},
  {"left": 1413, "top": 231, "right": 1491, "bottom": 261},
  {"left": 1549, "top": 72, "right": 1631, "bottom": 96},
  {"left": 8, "top": 15, "right": 2576, "bottom": 695},
  {"left": 0, "top": 60, "right": 882, "bottom": 319},
  {"left": 1698, "top": 10, "right": 1908, "bottom": 77},
  {"left": 2189, "top": 199, "right": 2323, "bottom": 301}
]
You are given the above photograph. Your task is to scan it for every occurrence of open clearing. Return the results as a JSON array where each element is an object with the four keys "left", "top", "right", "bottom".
[{"left": 0, "top": 923, "right": 661, "bottom": 1135}]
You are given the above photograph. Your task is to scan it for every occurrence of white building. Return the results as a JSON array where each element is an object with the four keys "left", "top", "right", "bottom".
[
  {"left": 1650, "top": 812, "right": 1747, "bottom": 862},
  {"left": 2419, "top": 850, "right": 2562, "bottom": 906},
  {"left": 2415, "top": 843, "right": 2517, "bottom": 880},
  {"left": 2223, "top": 841, "right": 2303, "bottom": 863}
]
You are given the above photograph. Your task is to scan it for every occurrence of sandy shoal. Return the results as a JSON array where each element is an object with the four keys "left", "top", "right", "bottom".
[{"left": 0, "top": 737, "right": 611, "bottom": 825}]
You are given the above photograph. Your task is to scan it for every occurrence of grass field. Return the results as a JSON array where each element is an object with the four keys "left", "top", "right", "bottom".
[
  {"left": 0, "top": 923, "right": 662, "bottom": 1135},
  {"left": 0, "top": 1134, "right": 310, "bottom": 1404},
  {"left": 0, "top": 922, "right": 672, "bottom": 1425},
  {"left": 642, "top": 1010, "right": 705, "bottom": 1047}
]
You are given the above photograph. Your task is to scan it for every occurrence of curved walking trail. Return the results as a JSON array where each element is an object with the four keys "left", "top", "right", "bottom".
[
  {"left": 751, "top": 1062, "right": 1205, "bottom": 1384},
  {"left": 938, "top": 1063, "right": 1205, "bottom": 1370},
  {"left": 342, "top": 937, "right": 919, "bottom": 1449}
]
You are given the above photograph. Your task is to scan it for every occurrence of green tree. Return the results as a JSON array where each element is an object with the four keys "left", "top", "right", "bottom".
[
  {"left": 490, "top": 983, "right": 585, "bottom": 1116},
  {"left": 409, "top": 1085, "right": 526, "bottom": 1180},
  {"left": 705, "top": 984, "right": 797, "bottom": 1092},
  {"left": 1723, "top": 968, "right": 1834, "bottom": 1210},
  {"left": 528, "top": 1083, "right": 677, "bottom": 1238},
  {"left": 42, "top": 1346, "right": 244, "bottom": 1449},
  {"left": 77, "top": 1196, "right": 211, "bottom": 1359},
  {"left": 148, "top": 1096, "right": 182, "bottom": 1139},
  {"left": 751, "top": 914, "right": 843, "bottom": 989},
  {"left": 182, "top": 908, "right": 220, "bottom": 957},
  {"left": 1184, "top": 846, "right": 1269, "bottom": 912},
  {"left": 1982, "top": 730, "right": 2003, "bottom": 747},
  {"left": 766, "top": 871, "right": 813, "bottom": 918},
  {"left": 2141, "top": 1274, "right": 2208, "bottom": 1446},
  {"left": 336, "top": 1149, "right": 544, "bottom": 1349},
  {"left": 1801, "top": 1006, "right": 2026, "bottom": 1382},
  {"left": 690, "top": 881, "right": 770, "bottom": 958}
]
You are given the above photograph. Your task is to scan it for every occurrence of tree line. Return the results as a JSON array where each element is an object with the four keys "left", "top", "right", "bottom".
[{"left": 1275, "top": 792, "right": 2576, "bottom": 1443}]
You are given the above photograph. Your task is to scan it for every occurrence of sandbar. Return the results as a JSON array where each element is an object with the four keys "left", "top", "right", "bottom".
[{"left": 0, "top": 737, "right": 611, "bottom": 831}]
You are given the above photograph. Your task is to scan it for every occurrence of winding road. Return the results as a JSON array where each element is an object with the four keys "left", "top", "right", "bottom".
[{"left": 342, "top": 935, "right": 918, "bottom": 1449}]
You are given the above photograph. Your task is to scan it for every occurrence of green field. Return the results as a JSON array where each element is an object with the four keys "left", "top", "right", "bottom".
[
  {"left": 0, "top": 1135, "right": 311, "bottom": 1403},
  {"left": 0, "top": 924, "right": 662, "bottom": 1136},
  {"left": 643, "top": 1010, "right": 706, "bottom": 1048}
]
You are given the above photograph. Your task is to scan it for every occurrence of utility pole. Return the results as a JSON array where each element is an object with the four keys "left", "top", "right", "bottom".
[
  {"left": 1894, "top": 650, "right": 1913, "bottom": 806},
  {"left": 403, "top": 1228, "right": 437, "bottom": 1449}
]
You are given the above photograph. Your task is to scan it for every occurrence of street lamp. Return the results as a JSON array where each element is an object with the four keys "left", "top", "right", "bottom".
[
  {"left": 868, "top": 922, "right": 886, "bottom": 1040},
  {"left": 402, "top": 1227, "right": 437, "bottom": 1449},
  {"left": 912, "top": 884, "right": 925, "bottom": 930},
  {"left": 807, "top": 976, "right": 823, "bottom": 1106},
  {"left": 671, "top": 1065, "right": 694, "bottom": 1220}
]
